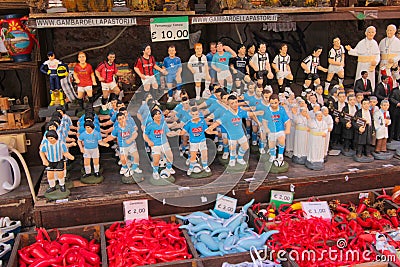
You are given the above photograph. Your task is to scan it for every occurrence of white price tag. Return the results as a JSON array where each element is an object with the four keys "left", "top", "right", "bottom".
[
  {"left": 348, "top": 168, "right": 359, "bottom": 172},
  {"left": 150, "top": 16, "right": 189, "bottom": 42},
  {"left": 270, "top": 190, "right": 293, "bottom": 203},
  {"left": 214, "top": 194, "right": 237, "bottom": 219},
  {"left": 359, "top": 193, "right": 369, "bottom": 199},
  {"left": 301, "top": 201, "right": 332, "bottom": 220},
  {"left": 123, "top": 199, "right": 148, "bottom": 223}
]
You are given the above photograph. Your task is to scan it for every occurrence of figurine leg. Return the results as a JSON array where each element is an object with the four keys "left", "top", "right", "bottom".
[
  {"left": 381, "top": 138, "right": 387, "bottom": 152},
  {"left": 49, "top": 91, "right": 55, "bottom": 106},
  {"left": 46, "top": 170, "right": 57, "bottom": 192}
]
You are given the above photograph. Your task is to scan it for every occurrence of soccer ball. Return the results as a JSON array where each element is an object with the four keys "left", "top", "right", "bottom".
[
  {"left": 159, "top": 157, "right": 166, "bottom": 168},
  {"left": 160, "top": 169, "right": 170, "bottom": 179},
  {"left": 192, "top": 163, "right": 202, "bottom": 174}
]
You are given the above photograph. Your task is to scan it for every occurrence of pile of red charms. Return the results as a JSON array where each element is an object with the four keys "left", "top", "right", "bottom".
[
  {"left": 105, "top": 218, "right": 192, "bottom": 266},
  {"left": 18, "top": 228, "right": 101, "bottom": 267}
]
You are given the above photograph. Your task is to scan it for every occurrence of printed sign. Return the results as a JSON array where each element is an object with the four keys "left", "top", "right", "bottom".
[{"left": 150, "top": 16, "right": 189, "bottom": 42}]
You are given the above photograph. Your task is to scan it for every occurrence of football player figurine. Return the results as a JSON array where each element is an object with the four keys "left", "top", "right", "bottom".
[
  {"left": 40, "top": 51, "right": 65, "bottom": 106},
  {"left": 301, "top": 46, "right": 328, "bottom": 92},
  {"left": 78, "top": 120, "right": 109, "bottom": 183},
  {"left": 74, "top": 52, "right": 97, "bottom": 109},
  {"left": 39, "top": 130, "right": 74, "bottom": 199},
  {"left": 325, "top": 37, "right": 345, "bottom": 95},
  {"left": 188, "top": 43, "right": 211, "bottom": 100}
]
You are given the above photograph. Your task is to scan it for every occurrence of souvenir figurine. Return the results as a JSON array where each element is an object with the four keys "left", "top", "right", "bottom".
[
  {"left": 354, "top": 71, "right": 373, "bottom": 97},
  {"left": 188, "top": 43, "right": 211, "bottom": 100},
  {"left": 143, "top": 109, "right": 180, "bottom": 183},
  {"left": 375, "top": 75, "right": 391, "bottom": 104},
  {"left": 206, "top": 42, "right": 217, "bottom": 85},
  {"left": 352, "top": 98, "right": 375, "bottom": 162},
  {"left": 346, "top": 26, "right": 380, "bottom": 92},
  {"left": 301, "top": 45, "right": 328, "bottom": 91},
  {"left": 379, "top": 25, "right": 400, "bottom": 87},
  {"left": 74, "top": 52, "right": 97, "bottom": 109},
  {"left": 39, "top": 130, "right": 74, "bottom": 199},
  {"left": 272, "top": 43, "right": 293, "bottom": 94},
  {"left": 78, "top": 120, "right": 109, "bottom": 184},
  {"left": 229, "top": 44, "right": 251, "bottom": 86},
  {"left": 95, "top": 51, "right": 122, "bottom": 114},
  {"left": 40, "top": 51, "right": 65, "bottom": 106},
  {"left": 322, "top": 106, "right": 333, "bottom": 161},
  {"left": 180, "top": 107, "right": 212, "bottom": 177},
  {"left": 330, "top": 91, "right": 347, "bottom": 148},
  {"left": 134, "top": 44, "right": 166, "bottom": 104},
  {"left": 211, "top": 42, "right": 237, "bottom": 94},
  {"left": 324, "top": 37, "right": 345, "bottom": 95},
  {"left": 340, "top": 94, "right": 358, "bottom": 156},
  {"left": 249, "top": 43, "right": 273, "bottom": 90},
  {"left": 112, "top": 0, "right": 130, "bottom": 11},
  {"left": 292, "top": 107, "right": 309, "bottom": 165},
  {"left": 306, "top": 111, "right": 328, "bottom": 170},
  {"left": 262, "top": 94, "right": 291, "bottom": 168},
  {"left": 163, "top": 45, "right": 182, "bottom": 103},
  {"left": 373, "top": 99, "right": 392, "bottom": 159},
  {"left": 103, "top": 112, "right": 143, "bottom": 181}
]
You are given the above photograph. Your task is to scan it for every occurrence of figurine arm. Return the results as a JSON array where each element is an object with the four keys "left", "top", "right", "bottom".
[
  {"left": 63, "top": 151, "right": 75, "bottom": 161},
  {"left": 301, "top": 62, "right": 310, "bottom": 74},
  {"left": 91, "top": 72, "right": 97, "bottom": 86},
  {"left": 73, "top": 71, "right": 80, "bottom": 84},
  {"left": 95, "top": 69, "right": 105, "bottom": 82},
  {"left": 224, "top": 46, "right": 237, "bottom": 57},
  {"left": 205, "top": 121, "right": 220, "bottom": 135},
  {"left": 78, "top": 140, "right": 84, "bottom": 153},
  {"left": 249, "top": 60, "right": 258, "bottom": 72},
  {"left": 284, "top": 119, "right": 291, "bottom": 135},
  {"left": 39, "top": 151, "right": 49, "bottom": 166}
]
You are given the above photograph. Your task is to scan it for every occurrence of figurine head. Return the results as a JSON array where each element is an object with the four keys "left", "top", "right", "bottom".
[
  {"left": 168, "top": 45, "right": 176, "bottom": 58},
  {"left": 47, "top": 51, "right": 55, "bottom": 59},
  {"left": 263, "top": 89, "right": 272, "bottom": 102},
  {"left": 338, "top": 92, "right": 346, "bottom": 103},
  {"left": 194, "top": 43, "right": 203, "bottom": 56},
  {"left": 321, "top": 106, "right": 329, "bottom": 116},
  {"left": 258, "top": 43, "right": 266, "bottom": 54},
  {"left": 279, "top": 43, "right": 288, "bottom": 55},
  {"left": 386, "top": 24, "right": 397, "bottom": 38},
  {"left": 315, "top": 85, "right": 323, "bottom": 95},
  {"left": 369, "top": 96, "right": 378, "bottom": 107},
  {"left": 84, "top": 120, "right": 95, "bottom": 134},
  {"left": 209, "top": 42, "right": 217, "bottom": 54},
  {"left": 300, "top": 107, "right": 308, "bottom": 116},
  {"left": 216, "top": 41, "right": 224, "bottom": 53},
  {"left": 269, "top": 94, "right": 279, "bottom": 110},
  {"left": 247, "top": 43, "right": 256, "bottom": 55},
  {"left": 228, "top": 95, "right": 238, "bottom": 111},
  {"left": 309, "top": 94, "right": 317, "bottom": 104},
  {"left": 150, "top": 109, "right": 162, "bottom": 122},
  {"left": 55, "top": 105, "right": 65, "bottom": 115},
  {"left": 365, "top": 26, "right": 376, "bottom": 40},
  {"left": 347, "top": 94, "right": 356, "bottom": 106},
  {"left": 315, "top": 111, "right": 323, "bottom": 121},
  {"left": 356, "top": 93, "right": 364, "bottom": 104},
  {"left": 45, "top": 130, "right": 59, "bottom": 144},
  {"left": 237, "top": 44, "right": 246, "bottom": 56},
  {"left": 107, "top": 51, "right": 116, "bottom": 63},
  {"left": 221, "top": 91, "right": 229, "bottom": 104},
  {"left": 311, "top": 45, "right": 323, "bottom": 57},
  {"left": 361, "top": 98, "right": 370, "bottom": 110},
  {"left": 381, "top": 75, "right": 389, "bottom": 84},
  {"left": 381, "top": 99, "right": 390, "bottom": 111},
  {"left": 77, "top": 51, "right": 86, "bottom": 64},
  {"left": 255, "top": 85, "right": 263, "bottom": 97},
  {"left": 361, "top": 71, "right": 368, "bottom": 79},
  {"left": 190, "top": 107, "right": 200, "bottom": 119},
  {"left": 141, "top": 45, "right": 151, "bottom": 57},
  {"left": 117, "top": 112, "right": 127, "bottom": 126},
  {"left": 247, "top": 82, "right": 255, "bottom": 94},
  {"left": 332, "top": 37, "right": 341, "bottom": 47},
  {"left": 313, "top": 103, "right": 320, "bottom": 113},
  {"left": 46, "top": 121, "right": 58, "bottom": 132}
]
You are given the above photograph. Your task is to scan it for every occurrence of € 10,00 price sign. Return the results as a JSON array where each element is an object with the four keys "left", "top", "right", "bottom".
[{"left": 150, "top": 16, "right": 189, "bottom": 42}]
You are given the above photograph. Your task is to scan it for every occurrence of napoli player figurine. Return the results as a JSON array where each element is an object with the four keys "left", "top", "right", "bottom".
[
  {"left": 180, "top": 107, "right": 212, "bottom": 177},
  {"left": 163, "top": 45, "right": 183, "bottom": 103},
  {"left": 39, "top": 130, "right": 75, "bottom": 200},
  {"left": 40, "top": 51, "right": 65, "bottom": 106},
  {"left": 78, "top": 120, "right": 109, "bottom": 184}
]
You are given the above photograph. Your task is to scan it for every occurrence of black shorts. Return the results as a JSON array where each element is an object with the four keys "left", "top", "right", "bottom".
[
  {"left": 306, "top": 73, "right": 319, "bottom": 81},
  {"left": 256, "top": 70, "right": 267, "bottom": 80},
  {"left": 233, "top": 72, "right": 245, "bottom": 81},
  {"left": 47, "top": 160, "right": 64, "bottom": 171}
]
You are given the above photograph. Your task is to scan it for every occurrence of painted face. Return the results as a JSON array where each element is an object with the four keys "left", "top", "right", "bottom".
[
  {"left": 85, "top": 126, "right": 94, "bottom": 133},
  {"left": 313, "top": 49, "right": 323, "bottom": 57},
  {"left": 280, "top": 45, "right": 288, "bottom": 55},
  {"left": 216, "top": 43, "right": 224, "bottom": 53},
  {"left": 270, "top": 99, "right": 279, "bottom": 109},
  {"left": 78, "top": 53, "right": 86, "bottom": 64},
  {"left": 144, "top": 46, "right": 151, "bottom": 56},
  {"left": 229, "top": 99, "right": 238, "bottom": 110},
  {"left": 381, "top": 102, "right": 390, "bottom": 111},
  {"left": 238, "top": 46, "right": 246, "bottom": 55},
  {"left": 313, "top": 105, "right": 320, "bottom": 113},
  {"left": 338, "top": 94, "right": 346, "bottom": 102},
  {"left": 362, "top": 100, "right": 370, "bottom": 110},
  {"left": 117, "top": 114, "right": 127, "bottom": 125},
  {"left": 107, "top": 54, "right": 115, "bottom": 63},
  {"left": 195, "top": 45, "right": 203, "bottom": 56},
  {"left": 366, "top": 28, "right": 376, "bottom": 40},
  {"left": 301, "top": 108, "right": 308, "bottom": 116},
  {"left": 309, "top": 95, "right": 317, "bottom": 104},
  {"left": 356, "top": 95, "right": 364, "bottom": 103},
  {"left": 248, "top": 84, "right": 255, "bottom": 93},
  {"left": 362, "top": 72, "right": 368, "bottom": 79},
  {"left": 210, "top": 44, "right": 217, "bottom": 54},
  {"left": 315, "top": 87, "right": 323, "bottom": 95},
  {"left": 221, "top": 95, "right": 229, "bottom": 104},
  {"left": 322, "top": 108, "right": 329, "bottom": 116},
  {"left": 248, "top": 45, "right": 255, "bottom": 55},
  {"left": 370, "top": 99, "right": 378, "bottom": 107},
  {"left": 333, "top": 38, "right": 341, "bottom": 47},
  {"left": 348, "top": 97, "right": 356, "bottom": 106},
  {"left": 255, "top": 87, "right": 263, "bottom": 97},
  {"left": 168, "top": 47, "right": 176, "bottom": 57},
  {"left": 191, "top": 110, "right": 199, "bottom": 119},
  {"left": 316, "top": 113, "right": 323, "bottom": 121},
  {"left": 387, "top": 25, "right": 396, "bottom": 38},
  {"left": 258, "top": 44, "right": 266, "bottom": 54},
  {"left": 48, "top": 136, "right": 57, "bottom": 144}
]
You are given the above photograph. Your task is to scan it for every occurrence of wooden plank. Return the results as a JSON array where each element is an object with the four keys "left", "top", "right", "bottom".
[
  {"left": 223, "top": 6, "right": 333, "bottom": 14},
  {"left": 29, "top": 10, "right": 195, "bottom": 18}
]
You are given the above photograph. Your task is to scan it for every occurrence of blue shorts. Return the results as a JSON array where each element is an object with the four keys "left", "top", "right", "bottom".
[{"left": 166, "top": 74, "right": 177, "bottom": 84}]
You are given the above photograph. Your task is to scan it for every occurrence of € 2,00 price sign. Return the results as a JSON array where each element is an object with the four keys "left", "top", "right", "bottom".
[
  {"left": 213, "top": 194, "right": 237, "bottom": 219},
  {"left": 150, "top": 16, "right": 189, "bottom": 42},
  {"left": 123, "top": 199, "right": 149, "bottom": 224}
]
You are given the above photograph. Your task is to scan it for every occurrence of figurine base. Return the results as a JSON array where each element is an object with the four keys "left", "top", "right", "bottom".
[
  {"left": 305, "top": 160, "right": 324, "bottom": 171},
  {"left": 189, "top": 170, "right": 213, "bottom": 179},
  {"left": 387, "top": 140, "right": 400, "bottom": 151},
  {"left": 353, "top": 155, "right": 374, "bottom": 163},
  {"left": 149, "top": 175, "right": 175, "bottom": 186},
  {"left": 121, "top": 173, "right": 145, "bottom": 184},
  {"left": 372, "top": 151, "right": 393, "bottom": 160},
  {"left": 269, "top": 160, "right": 289, "bottom": 173},
  {"left": 81, "top": 175, "right": 104, "bottom": 184},
  {"left": 46, "top": 7, "right": 67, "bottom": 13},
  {"left": 292, "top": 155, "right": 306, "bottom": 165},
  {"left": 341, "top": 148, "right": 356, "bottom": 157},
  {"left": 112, "top": 6, "right": 131, "bottom": 11},
  {"left": 44, "top": 186, "right": 70, "bottom": 200},
  {"left": 284, "top": 150, "right": 293, "bottom": 159},
  {"left": 226, "top": 162, "right": 248, "bottom": 173},
  {"left": 218, "top": 156, "right": 229, "bottom": 165},
  {"left": 81, "top": 168, "right": 104, "bottom": 175},
  {"left": 65, "top": 180, "right": 74, "bottom": 189}
]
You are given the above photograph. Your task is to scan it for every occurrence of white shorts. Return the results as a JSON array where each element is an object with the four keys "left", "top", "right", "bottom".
[
  {"left": 190, "top": 140, "right": 207, "bottom": 152},
  {"left": 251, "top": 120, "right": 259, "bottom": 127},
  {"left": 119, "top": 142, "right": 138, "bottom": 155},
  {"left": 152, "top": 142, "right": 171, "bottom": 155},
  {"left": 141, "top": 75, "right": 158, "bottom": 86},
  {"left": 328, "top": 64, "right": 344, "bottom": 74},
  {"left": 268, "top": 131, "right": 285, "bottom": 142},
  {"left": 228, "top": 135, "right": 247, "bottom": 146},
  {"left": 101, "top": 81, "right": 118, "bottom": 91},
  {"left": 217, "top": 69, "right": 232, "bottom": 81},
  {"left": 77, "top": 86, "right": 93, "bottom": 93},
  {"left": 194, "top": 72, "right": 206, "bottom": 83},
  {"left": 83, "top": 148, "right": 99, "bottom": 158},
  {"left": 276, "top": 70, "right": 291, "bottom": 80}
]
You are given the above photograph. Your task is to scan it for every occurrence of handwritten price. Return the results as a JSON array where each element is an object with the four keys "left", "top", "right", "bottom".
[
  {"left": 217, "top": 203, "right": 234, "bottom": 213},
  {"left": 127, "top": 208, "right": 146, "bottom": 215},
  {"left": 273, "top": 194, "right": 292, "bottom": 202}
]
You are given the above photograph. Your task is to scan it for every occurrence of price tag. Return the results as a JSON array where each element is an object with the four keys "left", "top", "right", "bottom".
[
  {"left": 123, "top": 199, "right": 148, "bottom": 224},
  {"left": 270, "top": 190, "right": 293, "bottom": 209},
  {"left": 150, "top": 16, "right": 189, "bottom": 42},
  {"left": 359, "top": 193, "right": 369, "bottom": 199},
  {"left": 214, "top": 194, "right": 237, "bottom": 219},
  {"left": 301, "top": 201, "right": 332, "bottom": 220}
]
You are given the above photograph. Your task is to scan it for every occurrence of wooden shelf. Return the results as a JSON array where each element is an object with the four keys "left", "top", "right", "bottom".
[
  {"left": 0, "top": 61, "right": 37, "bottom": 71},
  {"left": 222, "top": 6, "right": 333, "bottom": 14},
  {"left": 0, "top": 0, "right": 29, "bottom": 10}
]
